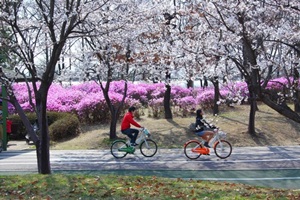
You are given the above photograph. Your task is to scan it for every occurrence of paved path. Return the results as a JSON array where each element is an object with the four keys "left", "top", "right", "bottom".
[
  {"left": 1, "top": 146, "right": 300, "bottom": 171},
  {"left": 1, "top": 143, "right": 300, "bottom": 189},
  {"left": 2, "top": 140, "right": 33, "bottom": 151}
]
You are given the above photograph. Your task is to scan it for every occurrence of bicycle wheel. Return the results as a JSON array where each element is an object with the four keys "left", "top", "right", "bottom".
[
  {"left": 184, "top": 140, "right": 201, "bottom": 160},
  {"left": 214, "top": 140, "right": 232, "bottom": 159},
  {"left": 139, "top": 139, "right": 157, "bottom": 157},
  {"left": 111, "top": 140, "right": 128, "bottom": 159}
]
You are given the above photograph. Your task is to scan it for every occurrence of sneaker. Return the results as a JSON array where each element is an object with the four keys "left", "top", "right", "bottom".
[
  {"left": 204, "top": 142, "right": 210, "bottom": 148},
  {"left": 130, "top": 143, "right": 138, "bottom": 146}
]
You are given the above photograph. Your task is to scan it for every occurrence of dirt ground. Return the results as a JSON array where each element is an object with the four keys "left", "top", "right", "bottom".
[
  {"left": 49, "top": 104, "right": 300, "bottom": 150},
  {"left": 5, "top": 104, "right": 299, "bottom": 151}
]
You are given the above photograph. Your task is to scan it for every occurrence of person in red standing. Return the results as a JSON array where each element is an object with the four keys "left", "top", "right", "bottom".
[{"left": 121, "top": 106, "right": 143, "bottom": 146}]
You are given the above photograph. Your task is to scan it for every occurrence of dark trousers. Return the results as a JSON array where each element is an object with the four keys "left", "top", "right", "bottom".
[{"left": 121, "top": 128, "right": 139, "bottom": 144}]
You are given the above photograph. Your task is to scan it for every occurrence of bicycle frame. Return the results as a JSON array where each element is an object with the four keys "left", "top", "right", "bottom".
[
  {"left": 184, "top": 127, "right": 232, "bottom": 159},
  {"left": 184, "top": 129, "right": 227, "bottom": 153},
  {"left": 211, "top": 129, "right": 227, "bottom": 148},
  {"left": 119, "top": 128, "right": 151, "bottom": 153},
  {"left": 190, "top": 143, "right": 210, "bottom": 155},
  {"left": 134, "top": 128, "right": 151, "bottom": 145},
  {"left": 111, "top": 127, "right": 158, "bottom": 159}
]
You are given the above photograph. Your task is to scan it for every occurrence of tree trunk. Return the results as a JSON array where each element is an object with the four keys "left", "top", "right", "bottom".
[
  {"left": 187, "top": 79, "right": 194, "bottom": 88},
  {"left": 8, "top": 94, "right": 44, "bottom": 172},
  {"left": 212, "top": 77, "right": 219, "bottom": 115},
  {"left": 247, "top": 76, "right": 259, "bottom": 136},
  {"left": 109, "top": 121, "right": 118, "bottom": 140},
  {"left": 36, "top": 90, "right": 51, "bottom": 174},
  {"left": 293, "top": 69, "right": 300, "bottom": 112},
  {"left": 248, "top": 94, "right": 257, "bottom": 136},
  {"left": 294, "top": 89, "right": 300, "bottom": 112},
  {"left": 164, "top": 84, "right": 172, "bottom": 119},
  {"left": 261, "top": 94, "right": 300, "bottom": 123},
  {"left": 100, "top": 79, "right": 128, "bottom": 140},
  {"left": 109, "top": 106, "right": 118, "bottom": 140}
]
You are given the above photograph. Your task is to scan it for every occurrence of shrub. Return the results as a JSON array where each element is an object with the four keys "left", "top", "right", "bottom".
[
  {"left": 7, "top": 77, "right": 298, "bottom": 122},
  {"left": 148, "top": 98, "right": 164, "bottom": 118},
  {"left": 8, "top": 112, "right": 80, "bottom": 141},
  {"left": 9, "top": 112, "right": 41, "bottom": 140},
  {"left": 49, "top": 113, "right": 80, "bottom": 141},
  {"left": 175, "top": 96, "right": 197, "bottom": 117}
]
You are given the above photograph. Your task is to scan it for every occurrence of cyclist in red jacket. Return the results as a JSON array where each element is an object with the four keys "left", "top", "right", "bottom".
[{"left": 121, "top": 106, "right": 143, "bottom": 146}]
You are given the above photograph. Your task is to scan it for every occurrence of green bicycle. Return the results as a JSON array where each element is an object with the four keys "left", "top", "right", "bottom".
[{"left": 110, "top": 128, "right": 158, "bottom": 159}]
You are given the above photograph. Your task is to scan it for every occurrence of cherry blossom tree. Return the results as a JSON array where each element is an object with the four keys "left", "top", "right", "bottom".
[
  {"left": 62, "top": 0, "right": 167, "bottom": 138},
  {"left": 0, "top": 0, "right": 106, "bottom": 174},
  {"left": 185, "top": 0, "right": 300, "bottom": 135}
]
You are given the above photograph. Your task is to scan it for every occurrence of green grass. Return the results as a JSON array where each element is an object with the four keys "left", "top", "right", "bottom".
[
  {"left": 3, "top": 104, "right": 300, "bottom": 199},
  {"left": 0, "top": 174, "right": 299, "bottom": 199}
]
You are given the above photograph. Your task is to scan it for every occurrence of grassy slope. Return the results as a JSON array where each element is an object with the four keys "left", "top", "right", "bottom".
[
  {"left": 0, "top": 174, "right": 299, "bottom": 200},
  {"left": 51, "top": 103, "right": 300, "bottom": 150},
  {"left": 2, "top": 104, "right": 300, "bottom": 199}
]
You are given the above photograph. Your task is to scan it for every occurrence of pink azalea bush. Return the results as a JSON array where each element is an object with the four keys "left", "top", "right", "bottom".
[
  {"left": 2, "top": 77, "right": 298, "bottom": 123},
  {"left": 148, "top": 97, "right": 164, "bottom": 118}
]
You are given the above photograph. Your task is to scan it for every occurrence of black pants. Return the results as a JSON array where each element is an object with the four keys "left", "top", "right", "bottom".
[{"left": 121, "top": 128, "right": 139, "bottom": 144}]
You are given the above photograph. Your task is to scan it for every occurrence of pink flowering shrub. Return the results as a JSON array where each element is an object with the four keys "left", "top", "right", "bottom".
[
  {"left": 175, "top": 96, "right": 197, "bottom": 116},
  {"left": 69, "top": 82, "right": 101, "bottom": 93},
  {"left": 221, "top": 81, "right": 248, "bottom": 105},
  {"left": 194, "top": 88, "right": 215, "bottom": 109},
  {"left": 5, "top": 77, "right": 297, "bottom": 122},
  {"left": 148, "top": 98, "right": 164, "bottom": 118},
  {"left": 127, "top": 83, "right": 149, "bottom": 105},
  {"left": 74, "top": 92, "right": 106, "bottom": 123}
]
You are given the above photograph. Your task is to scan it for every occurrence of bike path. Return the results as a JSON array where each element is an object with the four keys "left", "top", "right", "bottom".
[{"left": 1, "top": 146, "right": 300, "bottom": 189}]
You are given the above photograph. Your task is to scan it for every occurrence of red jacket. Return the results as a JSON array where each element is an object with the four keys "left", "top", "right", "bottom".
[{"left": 121, "top": 112, "right": 141, "bottom": 131}]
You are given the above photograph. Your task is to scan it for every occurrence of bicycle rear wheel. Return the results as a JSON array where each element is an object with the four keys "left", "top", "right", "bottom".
[
  {"left": 184, "top": 140, "right": 201, "bottom": 160},
  {"left": 111, "top": 140, "right": 128, "bottom": 159},
  {"left": 214, "top": 140, "right": 232, "bottom": 159},
  {"left": 139, "top": 139, "right": 157, "bottom": 157}
]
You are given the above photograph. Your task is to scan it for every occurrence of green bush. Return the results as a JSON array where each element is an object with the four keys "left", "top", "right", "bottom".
[
  {"left": 8, "top": 112, "right": 80, "bottom": 141},
  {"left": 49, "top": 113, "right": 80, "bottom": 141},
  {"left": 9, "top": 113, "right": 39, "bottom": 139}
]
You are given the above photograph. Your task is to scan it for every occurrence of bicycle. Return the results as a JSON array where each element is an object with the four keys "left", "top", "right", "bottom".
[
  {"left": 184, "top": 127, "right": 232, "bottom": 159},
  {"left": 111, "top": 128, "right": 158, "bottom": 159},
  {"left": 0, "top": 139, "right": 2, "bottom": 153}
]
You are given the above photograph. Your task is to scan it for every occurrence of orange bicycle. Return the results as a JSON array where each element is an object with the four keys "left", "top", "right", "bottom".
[{"left": 184, "top": 127, "right": 232, "bottom": 159}]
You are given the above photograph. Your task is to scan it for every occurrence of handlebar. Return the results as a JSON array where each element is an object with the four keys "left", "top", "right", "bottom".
[
  {"left": 200, "top": 119, "right": 218, "bottom": 130},
  {"left": 141, "top": 127, "right": 151, "bottom": 136}
]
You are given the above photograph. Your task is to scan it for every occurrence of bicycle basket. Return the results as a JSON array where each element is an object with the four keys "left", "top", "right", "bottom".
[
  {"left": 143, "top": 128, "right": 150, "bottom": 135},
  {"left": 218, "top": 131, "right": 227, "bottom": 138}
]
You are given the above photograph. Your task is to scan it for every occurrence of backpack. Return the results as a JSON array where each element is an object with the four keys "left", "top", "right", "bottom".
[{"left": 189, "top": 123, "right": 196, "bottom": 131}]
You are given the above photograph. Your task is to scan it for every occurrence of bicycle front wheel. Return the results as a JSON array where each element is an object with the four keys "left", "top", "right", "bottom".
[
  {"left": 214, "top": 140, "right": 232, "bottom": 159},
  {"left": 111, "top": 140, "right": 128, "bottom": 159},
  {"left": 140, "top": 139, "right": 157, "bottom": 157},
  {"left": 184, "top": 140, "right": 201, "bottom": 160}
]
